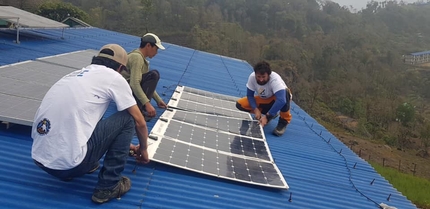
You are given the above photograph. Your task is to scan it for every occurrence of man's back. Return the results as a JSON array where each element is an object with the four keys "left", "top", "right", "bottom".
[{"left": 31, "top": 64, "right": 134, "bottom": 170}]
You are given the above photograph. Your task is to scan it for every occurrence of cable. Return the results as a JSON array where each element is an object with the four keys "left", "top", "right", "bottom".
[{"left": 290, "top": 106, "right": 383, "bottom": 208}]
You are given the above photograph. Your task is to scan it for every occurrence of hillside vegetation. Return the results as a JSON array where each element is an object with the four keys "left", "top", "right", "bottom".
[{"left": 3, "top": 0, "right": 430, "bottom": 176}]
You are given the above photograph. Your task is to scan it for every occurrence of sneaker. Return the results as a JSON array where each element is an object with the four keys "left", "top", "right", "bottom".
[
  {"left": 91, "top": 176, "right": 131, "bottom": 204},
  {"left": 273, "top": 118, "right": 288, "bottom": 136}
]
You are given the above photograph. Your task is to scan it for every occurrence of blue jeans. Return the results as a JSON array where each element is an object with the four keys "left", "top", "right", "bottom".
[{"left": 34, "top": 111, "right": 135, "bottom": 189}]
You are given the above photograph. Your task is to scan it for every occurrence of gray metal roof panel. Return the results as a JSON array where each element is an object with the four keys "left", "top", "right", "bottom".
[{"left": 0, "top": 6, "right": 68, "bottom": 28}]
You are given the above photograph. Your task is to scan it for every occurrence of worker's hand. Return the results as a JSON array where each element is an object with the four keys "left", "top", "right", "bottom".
[
  {"left": 145, "top": 103, "right": 156, "bottom": 117},
  {"left": 254, "top": 108, "right": 262, "bottom": 120},
  {"left": 130, "top": 144, "right": 150, "bottom": 164},
  {"left": 157, "top": 100, "right": 168, "bottom": 109},
  {"left": 136, "top": 149, "right": 150, "bottom": 164},
  {"left": 259, "top": 115, "right": 268, "bottom": 127},
  {"left": 129, "top": 144, "right": 139, "bottom": 155}
]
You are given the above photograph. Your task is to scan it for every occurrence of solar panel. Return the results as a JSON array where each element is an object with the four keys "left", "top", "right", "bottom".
[
  {"left": 0, "top": 50, "right": 96, "bottom": 125},
  {"left": 0, "top": 6, "right": 68, "bottom": 28},
  {"left": 148, "top": 86, "right": 289, "bottom": 189},
  {"left": 0, "top": 94, "right": 39, "bottom": 126},
  {"left": 37, "top": 50, "right": 95, "bottom": 69}
]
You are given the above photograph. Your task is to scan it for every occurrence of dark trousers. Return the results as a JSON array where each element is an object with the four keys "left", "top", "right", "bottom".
[
  {"left": 134, "top": 70, "right": 160, "bottom": 112},
  {"left": 34, "top": 111, "right": 135, "bottom": 190}
]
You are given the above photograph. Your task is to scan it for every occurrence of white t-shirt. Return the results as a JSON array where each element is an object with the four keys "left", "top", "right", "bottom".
[
  {"left": 31, "top": 64, "right": 137, "bottom": 170},
  {"left": 246, "top": 72, "right": 287, "bottom": 99}
]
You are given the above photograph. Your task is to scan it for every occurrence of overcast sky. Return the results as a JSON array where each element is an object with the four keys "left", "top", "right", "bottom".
[{"left": 331, "top": 0, "right": 419, "bottom": 10}]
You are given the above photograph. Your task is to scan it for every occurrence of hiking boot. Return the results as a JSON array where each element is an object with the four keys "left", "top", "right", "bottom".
[
  {"left": 91, "top": 176, "right": 131, "bottom": 204},
  {"left": 273, "top": 118, "right": 288, "bottom": 136}
]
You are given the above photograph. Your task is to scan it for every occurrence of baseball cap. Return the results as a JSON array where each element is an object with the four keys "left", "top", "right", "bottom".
[
  {"left": 141, "top": 33, "right": 165, "bottom": 50},
  {"left": 97, "top": 44, "right": 128, "bottom": 66}
]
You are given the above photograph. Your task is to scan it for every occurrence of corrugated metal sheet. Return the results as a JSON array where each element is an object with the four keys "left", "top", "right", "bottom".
[
  {"left": 0, "top": 27, "right": 417, "bottom": 209},
  {"left": 410, "top": 50, "right": 430, "bottom": 56}
]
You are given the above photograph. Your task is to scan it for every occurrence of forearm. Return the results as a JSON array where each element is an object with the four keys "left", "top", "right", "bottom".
[
  {"left": 135, "top": 123, "right": 148, "bottom": 150},
  {"left": 153, "top": 91, "right": 162, "bottom": 103},
  {"left": 247, "top": 88, "right": 257, "bottom": 110},
  {"left": 268, "top": 89, "right": 287, "bottom": 116}
]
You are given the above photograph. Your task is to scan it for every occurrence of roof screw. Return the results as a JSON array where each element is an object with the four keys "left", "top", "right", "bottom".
[
  {"left": 370, "top": 179, "right": 375, "bottom": 185},
  {"left": 288, "top": 192, "right": 293, "bottom": 202},
  {"left": 387, "top": 194, "right": 391, "bottom": 201}
]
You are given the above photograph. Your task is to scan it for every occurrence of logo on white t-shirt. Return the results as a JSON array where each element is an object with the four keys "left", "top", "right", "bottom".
[
  {"left": 36, "top": 118, "right": 51, "bottom": 135},
  {"left": 258, "top": 88, "right": 267, "bottom": 98}
]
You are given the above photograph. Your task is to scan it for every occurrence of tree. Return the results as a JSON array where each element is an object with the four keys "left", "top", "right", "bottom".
[
  {"left": 419, "top": 122, "right": 430, "bottom": 155},
  {"left": 396, "top": 103, "right": 415, "bottom": 127},
  {"left": 37, "top": 1, "right": 89, "bottom": 22},
  {"left": 0, "top": 0, "right": 44, "bottom": 12}
]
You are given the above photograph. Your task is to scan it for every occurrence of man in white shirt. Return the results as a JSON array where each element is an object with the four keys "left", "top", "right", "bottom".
[
  {"left": 236, "top": 61, "right": 292, "bottom": 136},
  {"left": 32, "top": 44, "right": 149, "bottom": 204}
]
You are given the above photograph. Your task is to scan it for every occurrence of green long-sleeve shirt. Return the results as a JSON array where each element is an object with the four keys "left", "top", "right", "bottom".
[{"left": 121, "top": 49, "right": 162, "bottom": 105}]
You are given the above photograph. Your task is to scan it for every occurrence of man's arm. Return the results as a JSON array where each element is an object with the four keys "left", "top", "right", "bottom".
[
  {"left": 247, "top": 88, "right": 257, "bottom": 110},
  {"left": 247, "top": 88, "right": 262, "bottom": 119},
  {"left": 128, "top": 54, "right": 150, "bottom": 105},
  {"left": 153, "top": 91, "right": 162, "bottom": 103},
  {"left": 127, "top": 104, "right": 150, "bottom": 164},
  {"left": 267, "top": 89, "right": 287, "bottom": 116},
  {"left": 153, "top": 91, "right": 167, "bottom": 109},
  {"left": 258, "top": 89, "right": 287, "bottom": 127}
]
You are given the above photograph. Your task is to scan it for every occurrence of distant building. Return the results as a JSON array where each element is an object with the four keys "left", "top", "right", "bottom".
[
  {"left": 61, "top": 17, "right": 91, "bottom": 28},
  {"left": 403, "top": 50, "right": 430, "bottom": 65}
]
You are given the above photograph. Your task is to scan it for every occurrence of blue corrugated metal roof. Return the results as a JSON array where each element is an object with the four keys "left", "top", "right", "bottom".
[{"left": 0, "top": 27, "right": 417, "bottom": 209}]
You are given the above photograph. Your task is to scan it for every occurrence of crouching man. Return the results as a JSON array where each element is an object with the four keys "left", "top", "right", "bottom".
[
  {"left": 31, "top": 44, "right": 150, "bottom": 204},
  {"left": 236, "top": 61, "right": 292, "bottom": 136}
]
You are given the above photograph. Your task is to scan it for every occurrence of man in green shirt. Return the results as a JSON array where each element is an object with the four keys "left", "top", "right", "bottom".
[{"left": 121, "top": 33, "right": 167, "bottom": 121}]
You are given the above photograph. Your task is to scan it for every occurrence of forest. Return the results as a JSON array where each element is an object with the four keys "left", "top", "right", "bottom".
[{"left": 3, "top": 0, "right": 430, "bottom": 155}]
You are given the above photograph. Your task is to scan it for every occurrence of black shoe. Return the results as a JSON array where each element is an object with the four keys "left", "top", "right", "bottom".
[
  {"left": 91, "top": 176, "right": 131, "bottom": 204},
  {"left": 273, "top": 118, "right": 288, "bottom": 136}
]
